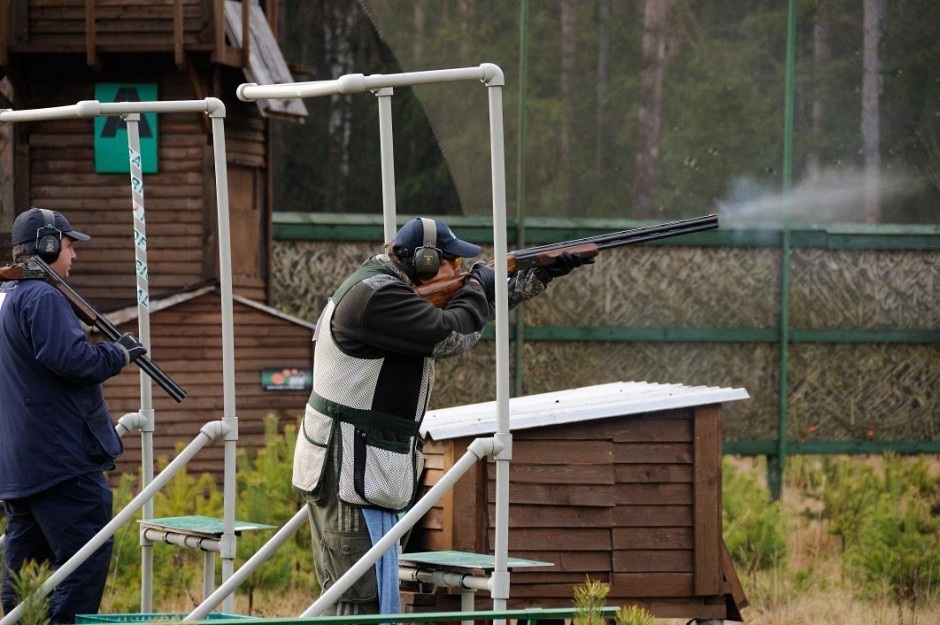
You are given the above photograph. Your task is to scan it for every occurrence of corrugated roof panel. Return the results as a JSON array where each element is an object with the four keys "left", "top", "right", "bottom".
[{"left": 421, "top": 381, "right": 750, "bottom": 441}]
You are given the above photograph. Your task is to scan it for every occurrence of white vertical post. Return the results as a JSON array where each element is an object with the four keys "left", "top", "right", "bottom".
[
  {"left": 483, "top": 65, "right": 511, "bottom": 621},
  {"left": 375, "top": 87, "right": 398, "bottom": 241},
  {"left": 125, "top": 114, "right": 157, "bottom": 613},
  {"left": 209, "top": 109, "right": 238, "bottom": 613}
]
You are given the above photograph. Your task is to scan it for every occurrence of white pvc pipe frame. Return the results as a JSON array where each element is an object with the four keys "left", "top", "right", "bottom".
[
  {"left": 235, "top": 63, "right": 515, "bottom": 618},
  {"left": 0, "top": 65, "right": 515, "bottom": 620},
  {"left": 0, "top": 98, "right": 241, "bottom": 618}
]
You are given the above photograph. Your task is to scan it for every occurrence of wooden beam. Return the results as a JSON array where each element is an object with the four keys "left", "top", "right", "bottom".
[
  {"left": 84, "top": 0, "right": 97, "bottom": 67},
  {"left": 693, "top": 403, "right": 722, "bottom": 595},
  {"left": 13, "top": 0, "right": 27, "bottom": 46},
  {"left": 0, "top": 0, "right": 9, "bottom": 66},
  {"left": 173, "top": 0, "right": 184, "bottom": 67},
  {"left": 241, "top": 0, "right": 250, "bottom": 67},
  {"left": 213, "top": 0, "right": 224, "bottom": 61}
]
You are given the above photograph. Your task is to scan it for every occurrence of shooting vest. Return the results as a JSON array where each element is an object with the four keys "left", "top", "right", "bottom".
[{"left": 292, "top": 262, "right": 430, "bottom": 511}]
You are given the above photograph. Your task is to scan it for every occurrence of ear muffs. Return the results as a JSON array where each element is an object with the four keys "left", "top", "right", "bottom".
[
  {"left": 36, "top": 209, "right": 62, "bottom": 262},
  {"left": 413, "top": 218, "right": 441, "bottom": 281}
]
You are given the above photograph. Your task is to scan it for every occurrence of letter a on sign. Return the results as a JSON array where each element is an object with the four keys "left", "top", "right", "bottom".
[{"left": 94, "top": 83, "right": 159, "bottom": 174}]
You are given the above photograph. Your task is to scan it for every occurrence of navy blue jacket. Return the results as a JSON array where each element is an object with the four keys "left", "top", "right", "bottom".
[{"left": 0, "top": 278, "right": 126, "bottom": 499}]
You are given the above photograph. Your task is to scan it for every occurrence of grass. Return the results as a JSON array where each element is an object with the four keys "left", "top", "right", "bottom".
[{"left": 674, "top": 456, "right": 940, "bottom": 625}]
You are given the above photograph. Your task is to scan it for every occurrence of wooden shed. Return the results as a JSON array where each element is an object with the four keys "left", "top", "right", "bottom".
[{"left": 404, "top": 381, "right": 750, "bottom": 622}]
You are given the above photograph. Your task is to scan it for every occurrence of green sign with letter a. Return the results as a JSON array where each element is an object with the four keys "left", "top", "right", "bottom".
[{"left": 94, "top": 83, "right": 158, "bottom": 174}]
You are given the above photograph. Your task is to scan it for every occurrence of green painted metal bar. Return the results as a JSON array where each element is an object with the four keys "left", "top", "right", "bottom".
[
  {"left": 200, "top": 607, "right": 622, "bottom": 625},
  {"left": 790, "top": 329, "right": 940, "bottom": 343},
  {"left": 479, "top": 326, "right": 939, "bottom": 344},
  {"left": 272, "top": 213, "right": 940, "bottom": 250},
  {"left": 514, "top": 0, "right": 530, "bottom": 399},
  {"left": 783, "top": 0, "right": 797, "bottom": 193},
  {"left": 725, "top": 440, "right": 940, "bottom": 455},
  {"left": 770, "top": 228, "right": 791, "bottom": 500}
]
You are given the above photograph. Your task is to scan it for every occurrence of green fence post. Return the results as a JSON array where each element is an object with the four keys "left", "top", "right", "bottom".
[{"left": 770, "top": 227, "right": 792, "bottom": 500}]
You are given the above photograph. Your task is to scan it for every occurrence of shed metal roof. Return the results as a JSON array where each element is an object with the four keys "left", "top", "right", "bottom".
[{"left": 421, "top": 381, "right": 750, "bottom": 441}]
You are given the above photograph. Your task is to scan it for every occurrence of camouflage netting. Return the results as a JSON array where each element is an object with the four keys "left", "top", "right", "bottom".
[
  {"left": 790, "top": 249, "right": 937, "bottom": 330},
  {"left": 271, "top": 239, "right": 939, "bottom": 441}
]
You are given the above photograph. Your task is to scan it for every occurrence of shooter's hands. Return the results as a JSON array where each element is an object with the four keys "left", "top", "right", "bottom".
[
  {"left": 116, "top": 332, "right": 147, "bottom": 365},
  {"left": 536, "top": 251, "right": 595, "bottom": 284},
  {"left": 468, "top": 261, "right": 496, "bottom": 300}
]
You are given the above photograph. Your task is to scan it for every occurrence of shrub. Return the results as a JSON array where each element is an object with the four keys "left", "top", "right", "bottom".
[
  {"left": 722, "top": 458, "right": 787, "bottom": 573},
  {"left": 572, "top": 575, "right": 609, "bottom": 625},
  {"left": 104, "top": 414, "right": 314, "bottom": 614},
  {"left": 571, "top": 576, "right": 655, "bottom": 625},
  {"left": 836, "top": 455, "right": 940, "bottom": 609},
  {"left": 614, "top": 604, "right": 655, "bottom": 625},
  {"left": 9, "top": 560, "right": 52, "bottom": 625}
]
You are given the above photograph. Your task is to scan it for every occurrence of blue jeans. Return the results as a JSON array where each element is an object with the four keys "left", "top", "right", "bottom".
[{"left": 1, "top": 473, "right": 114, "bottom": 624}]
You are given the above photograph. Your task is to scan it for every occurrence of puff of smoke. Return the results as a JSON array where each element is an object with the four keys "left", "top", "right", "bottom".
[{"left": 715, "top": 168, "right": 921, "bottom": 226}]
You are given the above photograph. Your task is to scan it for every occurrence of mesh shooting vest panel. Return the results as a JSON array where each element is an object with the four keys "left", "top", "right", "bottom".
[{"left": 292, "top": 261, "right": 431, "bottom": 511}]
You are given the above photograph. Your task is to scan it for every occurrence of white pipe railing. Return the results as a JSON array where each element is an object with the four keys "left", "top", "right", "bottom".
[
  {"left": 236, "top": 64, "right": 504, "bottom": 102},
  {"left": 0, "top": 422, "right": 230, "bottom": 625},
  {"left": 0, "top": 99, "right": 226, "bottom": 124},
  {"left": 184, "top": 436, "right": 502, "bottom": 621},
  {"left": 299, "top": 436, "right": 503, "bottom": 618}
]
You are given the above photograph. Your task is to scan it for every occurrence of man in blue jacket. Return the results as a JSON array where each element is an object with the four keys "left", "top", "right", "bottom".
[{"left": 0, "top": 208, "right": 146, "bottom": 624}]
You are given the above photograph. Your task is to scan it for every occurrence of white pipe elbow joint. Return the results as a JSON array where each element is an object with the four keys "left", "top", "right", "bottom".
[{"left": 480, "top": 63, "right": 505, "bottom": 87}]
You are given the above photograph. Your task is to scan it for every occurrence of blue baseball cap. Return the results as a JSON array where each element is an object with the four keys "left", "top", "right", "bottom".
[
  {"left": 11, "top": 208, "right": 91, "bottom": 245},
  {"left": 392, "top": 218, "right": 481, "bottom": 259}
]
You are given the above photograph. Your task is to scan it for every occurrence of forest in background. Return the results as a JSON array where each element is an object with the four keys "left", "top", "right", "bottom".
[{"left": 270, "top": 0, "right": 939, "bottom": 225}]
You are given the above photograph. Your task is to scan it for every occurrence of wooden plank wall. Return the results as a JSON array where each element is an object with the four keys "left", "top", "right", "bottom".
[
  {"left": 19, "top": 62, "right": 268, "bottom": 309},
  {"left": 99, "top": 291, "right": 311, "bottom": 485},
  {"left": 11, "top": 0, "right": 214, "bottom": 53},
  {"left": 408, "top": 408, "right": 738, "bottom": 618},
  {"left": 23, "top": 71, "right": 212, "bottom": 310}
]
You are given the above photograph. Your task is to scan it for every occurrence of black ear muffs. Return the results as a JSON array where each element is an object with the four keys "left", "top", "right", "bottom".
[
  {"left": 413, "top": 217, "right": 441, "bottom": 281},
  {"left": 36, "top": 209, "right": 62, "bottom": 262}
]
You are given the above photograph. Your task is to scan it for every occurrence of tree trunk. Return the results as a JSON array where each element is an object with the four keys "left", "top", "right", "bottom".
[
  {"left": 323, "top": 3, "right": 358, "bottom": 213},
  {"left": 560, "top": 0, "right": 576, "bottom": 213},
  {"left": 862, "top": 0, "right": 882, "bottom": 223},
  {"left": 634, "top": 0, "right": 669, "bottom": 219},
  {"left": 412, "top": 0, "right": 425, "bottom": 64},
  {"left": 806, "top": 13, "right": 830, "bottom": 180},
  {"left": 596, "top": 0, "right": 611, "bottom": 171}
]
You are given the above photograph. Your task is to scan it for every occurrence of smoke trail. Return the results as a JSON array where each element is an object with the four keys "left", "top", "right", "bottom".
[{"left": 715, "top": 168, "right": 919, "bottom": 225}]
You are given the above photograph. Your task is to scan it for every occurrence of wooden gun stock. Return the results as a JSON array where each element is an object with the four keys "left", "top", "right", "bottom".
[{"left": 415, "top": 214, "right": 718, "bottom": 308}]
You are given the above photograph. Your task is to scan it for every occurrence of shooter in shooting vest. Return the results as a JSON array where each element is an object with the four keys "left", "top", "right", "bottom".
[
  {"left": 291, "top": 217, "right": 591, "bottom": 616},
  {"left": 0, "top": 208, "right": 146, "bottom": 624}
]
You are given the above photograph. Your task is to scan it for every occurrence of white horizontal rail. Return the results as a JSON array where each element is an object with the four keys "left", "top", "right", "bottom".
[
  {"left": 237, "top": 63, "right": 504, "bottom": 102},
  {"left": 0, "top": 98, "right": 225, "bottom": 124}
]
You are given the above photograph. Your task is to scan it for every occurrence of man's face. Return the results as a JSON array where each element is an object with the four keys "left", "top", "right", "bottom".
[
  {"left": 50, "top": 236, "right": 77, "bottom": 277},
  {"left": 439, "top": 256, "right": 462, "bottom": 276}
]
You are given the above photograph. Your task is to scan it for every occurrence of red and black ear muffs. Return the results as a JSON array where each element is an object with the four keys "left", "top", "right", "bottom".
[
  {"left": 35, "top": 209, "right": 63, "bottom": 262},
  {"left": 413, "top": 217, "right": 441, "bottom": 281}
]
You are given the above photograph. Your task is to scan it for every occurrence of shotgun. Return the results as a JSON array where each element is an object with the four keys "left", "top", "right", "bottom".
[
  {"left": 416, "top": 213, "right": 719, "bottom": 308},
  {"left": 0, "top": 258, "right": 187, "bottom": 402}
]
